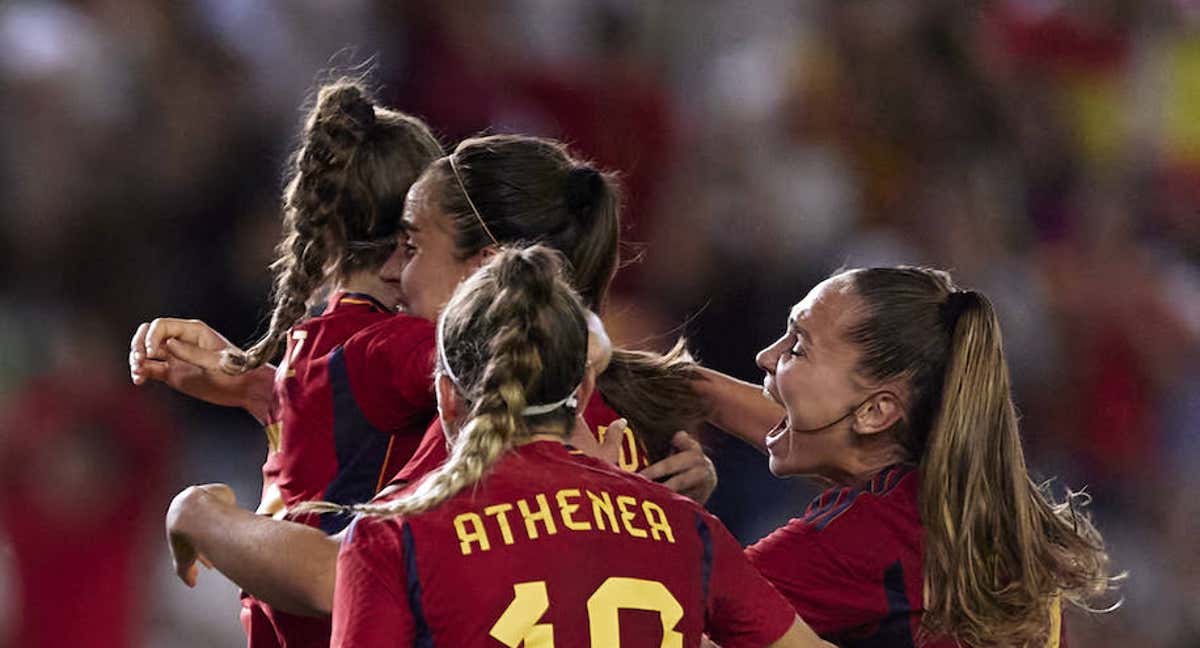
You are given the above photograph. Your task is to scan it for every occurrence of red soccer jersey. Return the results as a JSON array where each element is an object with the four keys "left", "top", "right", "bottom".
[
  {"left": 261, "top": 292, "right": 392, "bottom": 514},
  {"left": 332, "top": 440, "right": 796, "bottom": 648},
  {"left": 245, "top": 293, "right": 435, "bottom": 648},
  {"left": 745, "top": 464, "right": 1068, "bottom": 648},
  {"left": 388, "top": 390, "right": 650, "bottom": 487}
]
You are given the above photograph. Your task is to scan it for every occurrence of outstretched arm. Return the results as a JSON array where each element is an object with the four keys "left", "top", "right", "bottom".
[
  {"left": 166, "top": 484, "right": 339, "bottom": 616},
  {"left": 693, "top": 367, "right": 783, "bottom": 452},
  {"left": 130, "top": 318, "right": 274, "bottom": 423}
]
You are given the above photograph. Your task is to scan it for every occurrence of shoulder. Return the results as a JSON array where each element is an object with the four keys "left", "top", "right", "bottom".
[
  {"left": 749, "top": 465, "right": 920, "bottom": 564},
  {"left": 343, "top": 314, "right": 435, "bottom": 360},
  {"left": 343, "top": 512, "right": 409, "bottom": 557},
  {"left": 351, "top": 313, "right": 434, "bottom": 345}
]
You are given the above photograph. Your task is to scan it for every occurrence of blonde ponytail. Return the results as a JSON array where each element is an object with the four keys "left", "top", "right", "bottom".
[{"left": 844, "top": 268, "right": 1120, "bottom": 647}]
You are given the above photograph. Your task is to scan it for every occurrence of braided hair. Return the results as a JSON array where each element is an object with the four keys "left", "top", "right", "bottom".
[{"left": 222, "top": 79, "right": 442, "bottom": 373}]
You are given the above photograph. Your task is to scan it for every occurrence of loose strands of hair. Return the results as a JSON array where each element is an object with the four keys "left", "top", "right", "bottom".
[{"left": 220, "top": 80, "right": 442, "bottom": 374}]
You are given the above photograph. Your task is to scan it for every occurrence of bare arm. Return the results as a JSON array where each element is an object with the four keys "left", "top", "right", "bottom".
[
  {"left": 130, "top": 318, "right": 275, "bottom": 423},
  {"left": 694, "top": 367, "right": 784, "bottom": 452},
  {"left": 166, "top": 484, "right": 339, "bottom": 616}
]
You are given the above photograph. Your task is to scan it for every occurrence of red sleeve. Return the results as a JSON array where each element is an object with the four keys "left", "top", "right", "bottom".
[
  {"left": 389, "top": 419, "right": 450, "bottom": 486},
  {"left": 702, "top": 512, "right": 796, "bottom": 648},
  {"left": 331, "top": 516, "right": 414, "bottom": 648},
  {"left": 744, "top": 518, "right": 882, "bottom": 636},
  {"left": 343, "top": 317, "right": 436, "bottom": 434}
]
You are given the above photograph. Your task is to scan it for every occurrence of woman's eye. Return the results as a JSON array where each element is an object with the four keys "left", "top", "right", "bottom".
[{"left": 788, "top": 337, "right": 806, "bottom": 358}]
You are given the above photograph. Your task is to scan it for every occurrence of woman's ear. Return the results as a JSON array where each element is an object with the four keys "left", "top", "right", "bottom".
[
  {"left": 465, "top": 246, "right": 498, "bottom": 274},
  {"left": 436, "top": 373, "right": 465, "bottom": 427},
  {"left": 851, "top": 391, "right": 905, "bottom": 437}
]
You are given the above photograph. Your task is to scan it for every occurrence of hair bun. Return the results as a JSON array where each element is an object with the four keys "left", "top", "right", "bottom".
[
  {"left": 317, "top": 84, "right": 376, "bottom": 143},
  {"left": 565, "top": 167, "right": 604, "bottom": 213}
]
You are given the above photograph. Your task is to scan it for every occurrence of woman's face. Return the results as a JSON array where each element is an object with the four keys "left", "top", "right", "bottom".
[
  {"left": 399, "top": 173, "right": 477, "bottom": 321},
  {"left": 756, "top": 275, "right": 870, "bottom": 479}
]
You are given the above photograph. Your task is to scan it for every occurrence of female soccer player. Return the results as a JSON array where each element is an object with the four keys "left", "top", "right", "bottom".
[
  {"left": 702, "top": 267, "right": 1120, "bottom": 646},
  {"left": 132, "top": 79, "right": 443, "bottom": 647},
  {"left": 320, "top": 244, "right": 831, "bottom": 648}
]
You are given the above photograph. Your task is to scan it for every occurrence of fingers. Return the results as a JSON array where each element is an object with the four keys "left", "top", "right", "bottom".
[
  {"left": 145, "top": 318, "right": 224, "bottom": 359},
  {"left": 164, "top": 338, "right": 224, "bottom": 372},
  {"left": 598, "top": 418, "right": 627, "bottom": 464},
  {"left": 639, "top": 446, "right": 697, "bottom": 482},
  {"left": 660, "top": 465, "right": 710, "bottom": 496},
  {"left": 130, "top": 323, "right": 151, "bottom": 384},
  {"left": 133, "top": 358, "right": 173, "bottom": 384},
  {"left": 639, "top": 431, "right": 717, "bottom": 503},
  {"left": 670, "top": 430, "right": 702, "bottom": 453}
]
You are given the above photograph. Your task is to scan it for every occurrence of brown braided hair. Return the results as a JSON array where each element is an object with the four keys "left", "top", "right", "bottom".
[{"left": 222, "top": 79, "right": 442, "bottom": 373}]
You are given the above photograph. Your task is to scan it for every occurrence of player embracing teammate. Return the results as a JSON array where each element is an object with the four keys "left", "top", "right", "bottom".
[{"left": 136, "top": 77, "right": 1119, "bottom": 647}]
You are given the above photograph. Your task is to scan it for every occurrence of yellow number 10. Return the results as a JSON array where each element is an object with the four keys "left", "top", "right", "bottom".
[{"left": 489, "top": 577, "right": 684, "bottom": 648}]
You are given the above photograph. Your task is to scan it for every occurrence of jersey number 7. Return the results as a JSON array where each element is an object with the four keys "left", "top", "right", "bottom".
[{"left": 490, "top": 577, "right": 685, "bottom": 647}]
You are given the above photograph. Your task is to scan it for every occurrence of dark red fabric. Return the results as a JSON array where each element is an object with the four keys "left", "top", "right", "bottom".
[
  {"left": 388, "top": 390, "right": 647, "bottom": 489},
  {"left": 332, "top": 441, "right": 795, "bottom": 647}
]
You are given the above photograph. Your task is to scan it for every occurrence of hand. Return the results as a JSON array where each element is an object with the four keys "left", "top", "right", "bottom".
[
  {"left": 165, "top": 483, "right": 235, "bottom": 587},
  {"left": 567, "top": 417, "right": 627, "bottom": 467},
  {"left": 129, "top": 318, "right": 265, "bottom": 411},
  {"left": 639, "top": 431, "right": 717, "bottom": 505}
]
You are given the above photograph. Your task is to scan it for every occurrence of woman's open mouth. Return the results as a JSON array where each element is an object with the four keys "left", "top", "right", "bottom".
[{"left": 765, "top": 416, "right": 789, "bottom": 448}]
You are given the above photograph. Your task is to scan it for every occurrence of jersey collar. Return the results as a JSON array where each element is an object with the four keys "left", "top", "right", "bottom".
[{"left": 325, "top": 291, "right": 391, "bottom": 315}]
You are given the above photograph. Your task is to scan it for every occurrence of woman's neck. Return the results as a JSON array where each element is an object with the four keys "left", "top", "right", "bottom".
[
  {"left": 831, "top": 441, "right": 910, "bottom": 488},
  {"left": 336, "top": 272, "right": 387, "bottom": 301}
]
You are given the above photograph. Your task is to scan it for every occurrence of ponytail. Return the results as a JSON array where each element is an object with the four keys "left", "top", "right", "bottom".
[
  {"left": 599, "top": 342, "right": 710, "bottom": 462},
  {"left": 921, "top": 291, "right": 1116, "bottom": 646},
  {"left": 844, "top": 268, "right": 1120, "bottom": 647}
]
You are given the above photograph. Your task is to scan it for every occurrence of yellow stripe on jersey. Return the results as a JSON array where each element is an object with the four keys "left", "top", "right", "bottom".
[
  {"left": 339, "top": 298, "right": 377, "bottom": 306},
  {"left": 264, "top": 421, "right": 283, "bottom": 453},
  {"left": 1046, "top": 596, "right": 1062, "bottom": 648}
]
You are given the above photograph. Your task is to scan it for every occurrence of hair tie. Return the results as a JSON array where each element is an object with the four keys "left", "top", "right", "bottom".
[
  {"left": 437, "top": 311, "right": 580, "bottom": 417},
  {"left": 940, "top": 290, "right": 972, "bottom": 332},
  {"left": 565, "top": 167, "right": 603, "bottom": 214},
  {"left": 521, "top": 390, "right": 580, "bottom": 416}
]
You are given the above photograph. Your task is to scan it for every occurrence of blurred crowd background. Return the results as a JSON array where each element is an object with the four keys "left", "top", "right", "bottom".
[{"left": 0, "top": 0, "right": 1196, "bottom": 646}]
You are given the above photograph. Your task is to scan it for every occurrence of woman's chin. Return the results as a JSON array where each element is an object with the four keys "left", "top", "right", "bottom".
[{"left": 767, "top": 452, "right": 798, "bottom": 477}]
